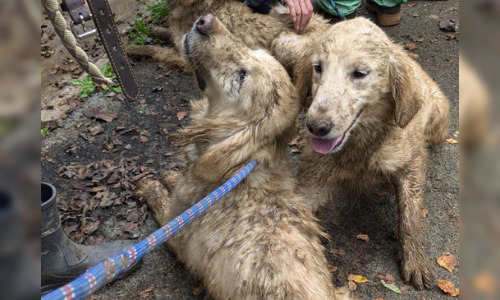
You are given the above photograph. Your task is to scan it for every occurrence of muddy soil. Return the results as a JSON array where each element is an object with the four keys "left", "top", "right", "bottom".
[{"left": 41, "top": 1, "right": 459, "bottom": 299}]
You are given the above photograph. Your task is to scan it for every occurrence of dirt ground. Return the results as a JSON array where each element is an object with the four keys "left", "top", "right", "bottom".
[{"left": 41, "top": 1, "right": 459, "bottom": 299}]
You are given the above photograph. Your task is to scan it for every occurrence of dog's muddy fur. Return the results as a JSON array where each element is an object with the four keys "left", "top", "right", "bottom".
[
  {"left": 136, "top": 16, "right": 352, "bottom": 300},
  {"left": 294, "top": 17, "right": 450, "bottom": 290},
  {"left": 126, "top": 0, "right": 329, "bottom": 73}
]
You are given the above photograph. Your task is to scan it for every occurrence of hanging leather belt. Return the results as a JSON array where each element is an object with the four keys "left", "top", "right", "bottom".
[{"left": 60, "top": 0, "right": 140, "bottom": 100}]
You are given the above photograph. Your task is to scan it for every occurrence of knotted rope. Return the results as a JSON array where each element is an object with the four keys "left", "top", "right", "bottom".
[
  {"left": 42, "top": 161, "right": 258, "bottom": 300},
  {"left": 42, "top": 0, "right": 112, "bottom": 85}
]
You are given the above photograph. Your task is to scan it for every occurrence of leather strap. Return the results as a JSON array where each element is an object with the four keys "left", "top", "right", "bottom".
[
  {"left": 61, "top": 0, "right": 92, "bottom": 25},
  {"left": 86, "top": 0, "right": 140, "bottom": 100}
]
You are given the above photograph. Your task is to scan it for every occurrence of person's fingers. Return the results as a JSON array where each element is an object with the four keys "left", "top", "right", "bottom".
[
  {"left": 294, "top": 0, "right": 303, "bottom": 30},
  {"left": 285, "top": 0, "right": 297, "bottom": 24},
  {"left": 299, "top": 0, "right": 309, "bottom": 30},
  {"left": 306, "top": 0, "right": 313, "bottom": 25}
]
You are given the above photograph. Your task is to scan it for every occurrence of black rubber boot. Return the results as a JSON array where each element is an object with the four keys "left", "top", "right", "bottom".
[{"left": 41, "top": 182, "right": 140, "bottom": 292}]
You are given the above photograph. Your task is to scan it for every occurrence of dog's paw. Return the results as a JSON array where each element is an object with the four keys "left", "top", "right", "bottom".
[
  {"left": 160, "top": 170, "right": 181, "bottom": 193},
  {"left": 401, "top": 255, "right": 435, "bottom": 290},
  {"left": 136, "top": 179, "right": 172, "bottom": 225}
]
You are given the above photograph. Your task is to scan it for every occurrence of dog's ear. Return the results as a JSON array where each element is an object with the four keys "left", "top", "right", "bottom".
[
  {"left": 294, "top": 54, "right": 313, "bottom": 109},
  {"left": 389, "top": 47, "right": 424, "bottom": 128}
]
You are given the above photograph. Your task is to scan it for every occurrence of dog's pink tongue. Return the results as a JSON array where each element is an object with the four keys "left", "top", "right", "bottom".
[{"left": 311, "top": 135, "right": 344, "bottom": 154}]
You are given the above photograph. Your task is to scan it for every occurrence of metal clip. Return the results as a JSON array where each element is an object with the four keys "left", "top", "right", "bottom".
[{"left": 70, "top": 14, "right": 97, "bottom": 39}]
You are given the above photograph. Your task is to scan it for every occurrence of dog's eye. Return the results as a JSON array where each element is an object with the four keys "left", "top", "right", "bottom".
[
  {"left": 237, "top": 69, "right": 247, "bottom": 85},
  {"left": 352, "top": 70, "right": 369, "bottom": 79},
  {"left": 313, "top": 64, "right": 322, "bottom": 73}
]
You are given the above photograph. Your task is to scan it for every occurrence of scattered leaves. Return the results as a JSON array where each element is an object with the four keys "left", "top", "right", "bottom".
[
  {"left": 356, "top": 234, "right": 370, "bottom": 242},
  {"left": 446, "top": 138, "right": 459, "bottom": 144},
  {"left": 437, "top": 252, "right": 457, "bottom": 272},
  {"left": 376, "top": 273, "right": 395, "bottom": 284},
  {"left": 422, "top": 206, "right": 429, "bottom": 218},
  {"left": 404, "top": 42, "right": 417, "bottom": 51},
  {"left": 438, "top": 279, "right": 459, "bottom": 296},
  {"left": 445, "top": 34, "right": 456, "bottom": 40},
  {"left": 139, "top": 285, "right": 155, "bottom": 298},
  {"left": 83, "top": 108, "right": 117, "bottom": 122},
  {"left": 329, "top": 248, "right": 345, "bottom": 256},
  {"left": 407, "top": 3, "right": 416, "bottom": 7},
  {"left": 348, "top": 274, "right": 369, "bottom": 283},
  {"left": 327, "top": 265, "right": 338, "bottom": 273},
  {"left": 381, "top": 280, "right": 401, "bottom": 294},
  {"left": 409, "top": 53, "right": 419, "bottom": 59},
  {"left": 177, "top": 111, "right": 188, "bottom": 120},
  {"left": 192, "top": 286, "right": 204, "bottom": 296}
]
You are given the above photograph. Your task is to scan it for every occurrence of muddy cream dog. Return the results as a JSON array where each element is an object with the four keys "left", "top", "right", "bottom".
[
  {"left": 136, "top": 14, "right": 351, "bottom": 300},
  {"left": 127, "top": 0, "right": 329, "bottom": 72},
  {"left": 294, "top": 17, "right": 450, "bottom": 290}
]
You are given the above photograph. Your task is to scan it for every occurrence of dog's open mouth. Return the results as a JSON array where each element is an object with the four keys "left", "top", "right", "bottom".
[{"left": 310, "top": 109, "right": 364, "bottom": 154}]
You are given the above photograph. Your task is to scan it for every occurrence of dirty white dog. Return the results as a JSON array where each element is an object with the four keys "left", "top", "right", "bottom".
[
  {"left": 136, "top": 14, "right": 352, "bottom": 300},
  {"left": 295, "top": 17, "right": 450, "bottom": 290}
]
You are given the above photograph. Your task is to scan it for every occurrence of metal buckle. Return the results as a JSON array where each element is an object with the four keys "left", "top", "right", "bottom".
[{"left": 70, "top": 14, "right": 97, "bottom": 39}]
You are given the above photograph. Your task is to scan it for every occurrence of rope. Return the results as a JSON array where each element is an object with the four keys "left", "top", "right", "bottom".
[
  {"left": 330, "top": 0, "right": 347, "bottom": 20},
  {"left": 41, "top": 0, "right": 112, "bottom": 85},
  {"left": 42, "top": 161, "right": 258, "bottom": 300}
]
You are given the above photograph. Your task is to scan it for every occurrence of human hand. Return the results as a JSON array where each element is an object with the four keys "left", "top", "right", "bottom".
[{"left": 284, "top": 0, "right": 314, "bottom": 31}]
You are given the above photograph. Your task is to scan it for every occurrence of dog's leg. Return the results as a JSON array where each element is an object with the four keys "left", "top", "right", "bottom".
[
  {"left": 159, "top": 170, "right": 181, "bottom": 194},
  {"left": 394, "top": 154, "right": 435, "bottom": 290},
  {"left": 136, "top": 179, "right": 172, "bottom": 226},
  {"left": 149, "top": 26, "right": 173, "bottom": 42},
  {"left": 127, "top": 45, "right": 191, "bottom": 72},
  {"left": 296, "top": 153, "right": 333, "bottom": 212}
]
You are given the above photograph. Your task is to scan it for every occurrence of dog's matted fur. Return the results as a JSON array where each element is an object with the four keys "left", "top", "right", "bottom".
[
  {"left": 294, "top": 17, "right": 450, "bottom": 290},
  {"left": 136, "top": 15, "right": 351, "bottom": 300},
  {"left": 127, "top": 0, "right": 329, "bottom": 73}
]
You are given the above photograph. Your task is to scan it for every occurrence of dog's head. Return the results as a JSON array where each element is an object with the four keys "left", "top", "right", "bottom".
[
  {"left": 177, "top": 14, "right": 300, "bottom": 181},
  {"left": 297, "top": 17, "right": 423, "bottom": 154}
]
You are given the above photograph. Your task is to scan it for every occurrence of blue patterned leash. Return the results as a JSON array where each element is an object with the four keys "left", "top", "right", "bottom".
[
  {"left": 330, "top": 0, "right": 347, "bottom": 20},
  {"left": 42, "top": 161, "right": 258, "bottom": 300}
]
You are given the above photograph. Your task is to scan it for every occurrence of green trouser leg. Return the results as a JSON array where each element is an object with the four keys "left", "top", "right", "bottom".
[{"left": 316, "top": 0, "right": 406, "bottom": 16}]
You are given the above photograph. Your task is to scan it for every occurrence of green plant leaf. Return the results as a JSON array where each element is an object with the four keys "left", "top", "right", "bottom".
[{"left": 380, "top": 280, "right": 401, "bottom": 294}]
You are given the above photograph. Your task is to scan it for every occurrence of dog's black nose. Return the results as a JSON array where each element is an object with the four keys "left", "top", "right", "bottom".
[
  {"left": 307, "top": 120, "right": 333, "bottom": 137},
  {"left": 196, "top": 14, "right": 214, "bottom": 35}
]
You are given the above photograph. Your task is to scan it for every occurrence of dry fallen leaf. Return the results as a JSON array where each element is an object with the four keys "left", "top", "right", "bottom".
[
  {"left": 407, "top": 3, "right": 416, "bottom": 7},
  {"left": 438, "top": 279, "right": 459, "bottom": 296},
  {"left": 473, "top": 271, "right": 497, "bottom": 297},
  {"left": 422, "top": 206, "right": 429, "bottom": 218},
  {"left": 437, "top": 252, "right": 457, "bottom": 272},
  {"left": 139, "top": 285, "right": 155, "bottom": 298},
  {"left": 83, "top": 107, "right": 117, "bottom": 122},
  {"left": 356, "top": 234, "right": 370, "bottom": 242},
  {"left": 348, "top": 274, "right": 369, "bottom": 283},
  {"left": 376, "top": 273, "right": 395, "bottom": 284},
  {"left": 192, "top": 286, "right": 204, "bottom": 296},
  {"left": 329, "top": 248, "right": 345, "bottom": 256},
  {"left": 376, "top": 298, "right": 385, "bottom": 300},
  {"left": 177, "top": 111, "right": 188, "bottom": 120},
  {"left": 348, "top": 280, "right": 357, "bottom": 291},
  {"left": 409, "top": 53, "right": 419, "bottom": 59},
  {"left": 446, "top": 138, "right": 459, "bottom": 144},
  {"left": 404, "top": 42, "right": 417, "bottom": 51},
  {"left": 381, "top": 280, "right": 401, "bottom": 294},
  {"left": 327, "top": 265, "right": 338, "bottom": 273}
]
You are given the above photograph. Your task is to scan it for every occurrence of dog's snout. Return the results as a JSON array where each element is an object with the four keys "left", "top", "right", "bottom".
[
  {"left": 196, "top": 14, "right": 214, "bottom": 35},
  {"left": 307, "top": 119, "right": 333, "bottom": 137}
]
